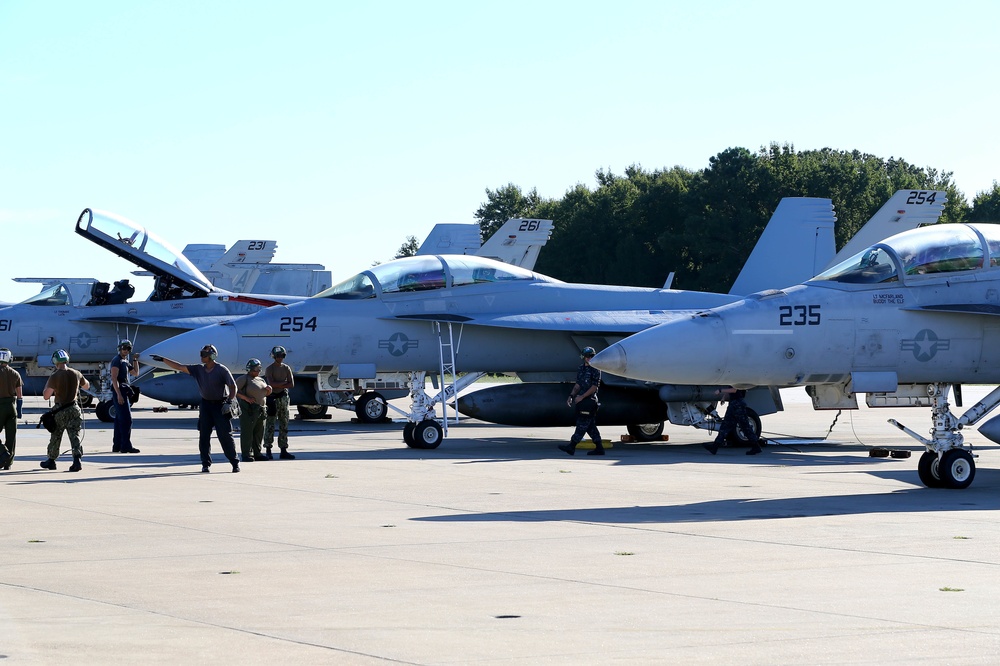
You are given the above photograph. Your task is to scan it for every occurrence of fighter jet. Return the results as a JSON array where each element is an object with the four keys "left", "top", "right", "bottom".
[
  {"left": 591, "top": 214, "right": 1000, "bottom": 489},
  {"left": 141, "top": 191, "right": 945, "bottom": 449},
  {"left": 136, "top": 218, "right": 554, "bottom": 419}
]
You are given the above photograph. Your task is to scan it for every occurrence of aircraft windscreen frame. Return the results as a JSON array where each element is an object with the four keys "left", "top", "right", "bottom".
[
  {"left": 314, "top": 255, "right": 550, "bottom": 300},
  {"left": 812, "top": 224, "right": 994, "bottom": 285},
  {"left": 75, "top": 208, "right": 214, "bottom": 294},
  {"left": 18, "top": 282, "right": 72, "bottom": 307}
]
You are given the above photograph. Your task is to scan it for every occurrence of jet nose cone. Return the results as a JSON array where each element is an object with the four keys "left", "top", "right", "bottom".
[
  {"left": 591, "top": 344, "right": 628, "bottom": 376},
  {"left": 593, "top": 314, "right": 728, "bottom": 384},
  {"left": 141, "top": 323, "right": 241, "bottom": 368}
]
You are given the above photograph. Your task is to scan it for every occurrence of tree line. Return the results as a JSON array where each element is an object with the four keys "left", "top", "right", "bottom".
[{"left": 461, "top": 143, "right": 1000, "bottom": 293}]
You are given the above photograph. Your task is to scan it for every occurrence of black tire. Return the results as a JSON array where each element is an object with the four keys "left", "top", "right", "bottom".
[
  {"left": 296, "top": 404, "right": 329, "bottom": 419},
  {"left": 917, "top": 450, "right": 943, "bottom": 488},
  {"left": 726, "top": 408, "right": 762, "bottom": 447},
  {"left": 78, "top": 394, "right": 95, "bottom": 409},
  {"left": 626, "top": 422, "right": 665, "bottom": 442},
  {"left": 938, "top": 449, "right": 975, "bottom": 489},
  {"left": 356, "top": 393, "right": 387, "bottom": 423},
  {"left": 403, "top": 422, "right": 416, "bottom": 446},
  {"left": 408, "top": 421, "right": 443, "bottom": 449},
  {"left": 95, "top": 401, "right": 115, "bottom": 423}
]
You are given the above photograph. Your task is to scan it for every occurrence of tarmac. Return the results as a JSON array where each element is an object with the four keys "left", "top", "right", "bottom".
[{"left": 3, "top": 386, "right": 1000, "bottom": 664}]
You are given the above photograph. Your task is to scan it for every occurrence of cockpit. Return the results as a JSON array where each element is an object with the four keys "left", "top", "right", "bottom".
[
  {"left": 76, "top": 208, "right": 214, "bottom": 298},
  {"left": 314, "top": 255, "right": 556, "bottom": 300},
  {"left": 812, "top": 223, "right": 1000, "bottom": 285}
]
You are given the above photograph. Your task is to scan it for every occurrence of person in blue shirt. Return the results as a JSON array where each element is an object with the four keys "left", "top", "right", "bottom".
[
  {"left": 110, "top": 340, "right": 140, "bottom": 453},
  {"left": 558, "top": 347, "right": 605, "bottom": 456}
]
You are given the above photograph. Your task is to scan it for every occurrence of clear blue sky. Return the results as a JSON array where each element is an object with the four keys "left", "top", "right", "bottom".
[{"left": 2, "top": 0, "right": 997, "bottom": 301}]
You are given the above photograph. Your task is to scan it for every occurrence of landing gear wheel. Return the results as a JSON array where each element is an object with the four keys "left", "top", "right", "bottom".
[
  {"left": 297, "top": 404, "right": 329, "bottom": 419},
  {"left": 726, "top": 408, "right": 762, "bottom": 447},
  {"left": 78, "top": 394, "right": 94, "bottom": 409},
  {"left": 356, "top": 392, "right": 387, "bottom": 423},
  {"left": 408, "top": 421, "right": 443, "bottom": 449},
  {"left": 95, "top": 401, "right": 116, "bottom": 423},
  {"left": 917, "top": 450, "right": 943, "bottom": 488},
  {"left": 403, "top": 423, "right": 416, "bottom": 446},
  {"left": 626, "top": 422, "right": 664, "bottom": 442},
  {"left": 938, "top": 449, "right": 975, "bottom": 489}
]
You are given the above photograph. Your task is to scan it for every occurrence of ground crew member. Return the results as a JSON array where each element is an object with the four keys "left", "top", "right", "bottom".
[
  {"left": 151, "top": 344, "right": 240, "bottom": 473},
  {"left": 263, "top": 345, "right": 295, "bottom": 460},
  {"left": 558, "top": 347, "right": 605, "bottom": 456},
  {"left": 110, "top": 339, "right": 140, "bottom": 453},
  {"left": 41, "top": 349, "right": 89, "bottom": 472},
  {"left": 235, "top": 358, "right": 271, "bottom": 463},
  {"left": 0, "top": 348, "right": 23, "bottom": 470},
  {"left": 704, "top": 388, "right": 763, "bottom": 455}
]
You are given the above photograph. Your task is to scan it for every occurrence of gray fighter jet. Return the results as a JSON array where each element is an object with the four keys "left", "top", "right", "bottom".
[
  {"left": 592, "top": 213, "right": 1000, "bottom": 489},
  {"left": 141, "top": 191, "right": 945, "bottom": 449}
]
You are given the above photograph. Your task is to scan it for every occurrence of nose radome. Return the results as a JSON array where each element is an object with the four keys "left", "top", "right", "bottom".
[
  {"left": 142, "top": 324, "right": 241, "bottom": 368},
  {"left": 590, "top": 344, "right": 628, "bottom": 376},
  {"left": 592, "top": 315, "right": 728, "bottom": 385}
]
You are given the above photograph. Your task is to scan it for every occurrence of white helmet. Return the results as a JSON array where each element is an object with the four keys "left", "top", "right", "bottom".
[{"left": 0, "top": 349, "right": 11, "bottom": 364}]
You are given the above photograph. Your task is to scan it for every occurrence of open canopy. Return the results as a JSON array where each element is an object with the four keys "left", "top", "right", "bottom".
[{"left": 76, "top": 208, "right": 215, "bottom": 297}]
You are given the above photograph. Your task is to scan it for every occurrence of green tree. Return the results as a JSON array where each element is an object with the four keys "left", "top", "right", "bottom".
[
  {"left": 968, "top": 182, "right": 1000, "bottom": 222},
  {"left": 394, "top": 235, "right": 420, "bottom": 258},
  {"left": 475, "top": 183, "right": 543, "bottom": 240}
]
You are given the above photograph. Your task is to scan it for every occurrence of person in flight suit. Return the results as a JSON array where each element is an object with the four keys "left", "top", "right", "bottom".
[
  {"left": 558, "top": 347, "right": 606, "bottom": 456},
  {"left": 704, "top": 388, "right": 763, "bottom": 456},
  {"left": 152, "top": 344, "right": 241, "bottom": 473},
  {"left": 41, "top": 349, "right": 90, "bottom": 472},
  {"left": 235, "top": 358, "right": 271, "bottom": 463},
  {"left": 110, "top": 339, "right": 140, "bottom": 453},
  {"left": 263, "top": 346, "right": 295, "bottom": 460},
  {"left": 0, "top": 348, "right": 24, "bottom": 470}
]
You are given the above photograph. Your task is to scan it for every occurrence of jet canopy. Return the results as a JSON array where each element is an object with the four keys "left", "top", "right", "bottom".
[
  {"left": 315, "top": 254, "right": 556, "bottom": 300},
  {"left": 812, "top": 223, "right": 1000, "bottom": 285},
  {"left": 76, "top": 208, "right": 215, "bottom": 298}
]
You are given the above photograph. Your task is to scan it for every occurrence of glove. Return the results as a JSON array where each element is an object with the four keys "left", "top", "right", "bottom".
[
  {"left": 221, "top": 399, "right": 233, "bottom": 416},
  {"left": 16, "top": 398, "right": 23, "bottom": 419}
]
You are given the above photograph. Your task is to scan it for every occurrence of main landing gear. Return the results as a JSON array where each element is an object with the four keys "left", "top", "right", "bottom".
[{"left": 890, "top": 383, "right": 1000, "bottom": 490}]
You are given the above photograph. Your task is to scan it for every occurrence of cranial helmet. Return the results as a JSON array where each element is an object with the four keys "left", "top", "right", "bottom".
[
  {"left": 200, "top": 344, "right": 219, "bottom": 361},
  {"left": 52, "top": 349, "right": 70, "bottom": 364},
  {"left": 271, "top": 345, "right": 287, "bottom": 358},
  {"left": 118, "top": 339, "right": 133, "bottom": 350},
  {"left": 246, "top": 358, "right": 262, "bottom": 371},
  {"left": 0, "top": 349, "right": 11, "bottom": 364},
  {"left": 581, "top": 346, "right": 596, "bottom": 358}
]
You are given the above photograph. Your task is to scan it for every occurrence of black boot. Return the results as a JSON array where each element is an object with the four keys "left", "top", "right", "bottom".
[
  {"left": 39, "top": 458, "right": 56, "bottom": 470},
  {"left": 279, "top": 449, "right": 295, "bottom": 460},
  {"left": 587, "top": 441, "right": 606, "bottom": 456},
  {"left": 68, "top": 456, "right": 82, "bottom": 472},
  {"left": 558, "top": 443, "right": 576, "bottom": 456}
]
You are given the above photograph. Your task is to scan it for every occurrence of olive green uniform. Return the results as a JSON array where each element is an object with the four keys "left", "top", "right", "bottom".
[
  {"left": 0, "top": 365, "right": 23, "bottom": 466},
  {"left": 264, "top": 362, "right": 293, "bottom": 451},
  {"left": 236, "top": 374, "right": 269, "bottom": 459},
  {"left": 43, "top": 368, "right": 85, "bottom": 460}
]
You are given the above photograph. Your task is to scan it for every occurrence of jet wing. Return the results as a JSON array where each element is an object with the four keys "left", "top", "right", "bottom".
[{"left": 390, "top": 309, "right": 697, "bottom": 333}]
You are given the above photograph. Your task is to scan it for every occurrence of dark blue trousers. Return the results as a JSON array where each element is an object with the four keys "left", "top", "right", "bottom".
[{"left": 113, "top": 397, "right": 133, "bottom": 451}]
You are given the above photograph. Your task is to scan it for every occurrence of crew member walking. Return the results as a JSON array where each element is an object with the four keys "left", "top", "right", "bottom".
[
  {"left": 110, "top": 339, "right": 140, "bottom": 453},
  {"left": 704, "top": 388, "right": 763, "bottom": 455},
  {"left": 559, "top": 347, "right": 605, "bottom": 456},
  {"left": 41, "top": 350, "right": 90, "bottom": 472},
  {"left": 152, "top": 344, "right": 241, "bottom": 473}
]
